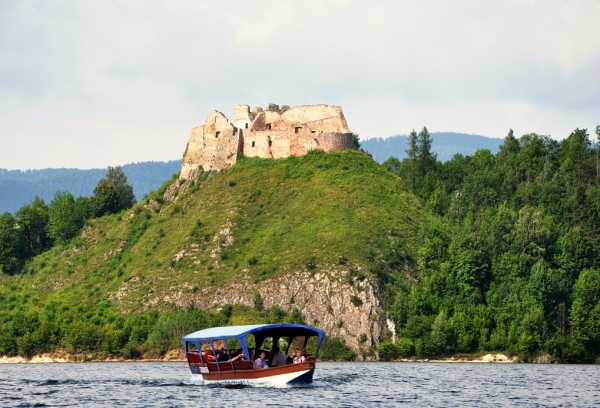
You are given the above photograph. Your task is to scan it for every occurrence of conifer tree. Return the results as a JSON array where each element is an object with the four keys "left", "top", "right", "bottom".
[
  {"left": 417, "top": 126, "right": 436, "bottom": 190},
  {"left": 406, "top": 130, "right": 418, "bottom": 192}
]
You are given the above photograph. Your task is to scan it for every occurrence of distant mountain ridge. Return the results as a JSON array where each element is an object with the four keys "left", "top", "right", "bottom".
[
  {"left": 1, "top": 133, "right": 504, "bottom": 214},
  {"left": 0, "top": 161, "right": 181, "bottom": 214},
  {"left": 361, "top": 132, "right": 504, "bottom": 163}
]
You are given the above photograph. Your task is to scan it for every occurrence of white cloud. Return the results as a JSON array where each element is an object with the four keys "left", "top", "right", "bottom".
[{"left": 0, "top": 0, "right": 599, "bottom": 169}]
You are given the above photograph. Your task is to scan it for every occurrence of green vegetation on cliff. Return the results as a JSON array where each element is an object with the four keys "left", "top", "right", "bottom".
[
  {"left": 4, "top": 126, "right": 600, "bottom": 364},
  {"left": 0, "top": 150, "right": 422, "bottom": 359}
]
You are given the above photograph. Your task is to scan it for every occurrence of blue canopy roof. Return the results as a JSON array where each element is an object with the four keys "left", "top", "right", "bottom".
[{"left": 182, "top": 323, "right": 324, "bottom": 343}]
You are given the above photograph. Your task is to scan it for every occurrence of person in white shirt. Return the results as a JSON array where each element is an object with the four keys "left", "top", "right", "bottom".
[{"left": 293, "top": 349, "right": 306, "bottom": 364}]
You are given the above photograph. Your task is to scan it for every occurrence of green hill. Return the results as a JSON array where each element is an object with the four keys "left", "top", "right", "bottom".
[{"left": 0, "top": 150, "right": 423, "bottom": 360}]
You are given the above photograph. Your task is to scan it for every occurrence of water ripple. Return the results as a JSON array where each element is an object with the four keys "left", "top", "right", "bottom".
[{"left": 0, "top": 362, "right": 599, "bottom": 407}]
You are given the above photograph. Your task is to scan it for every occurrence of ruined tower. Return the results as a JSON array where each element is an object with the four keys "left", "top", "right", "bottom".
[{"left": 179, "top": 104, "right": 354, "bottom": 179}]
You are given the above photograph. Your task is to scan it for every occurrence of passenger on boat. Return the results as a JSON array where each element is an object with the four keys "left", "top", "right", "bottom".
[
  {"left": 271, "top": 346, "right": 287, "bottom": 367},
  {"left": 216, "top": 349, "right": 229, "bottom": 362},
  {"left": 229, "top": 351, "right": 246, "bottom": 362},
  {"left": 293, "top": 349, "right": 306, "bottom": 364},
  {"left": 255, "top": 351, "right": 269, "bottom": 369}
]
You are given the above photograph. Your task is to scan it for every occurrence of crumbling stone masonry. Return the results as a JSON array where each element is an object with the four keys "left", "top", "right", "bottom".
[{"left": 179, "top": 104, "right": 354, "bottom": 178}]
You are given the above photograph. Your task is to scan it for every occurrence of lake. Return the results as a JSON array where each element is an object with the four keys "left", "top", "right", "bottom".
[{"left": 1, "top": 361, "right": 598, "bottom": 407}]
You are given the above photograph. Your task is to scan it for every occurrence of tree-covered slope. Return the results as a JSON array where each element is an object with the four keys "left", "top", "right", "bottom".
[
  {"left": 0, "top": 151, "right": 423, "bottom": 359},
  {"left": 377, "top": 129, "right": 600, "bottom": 363},
  {"left": 0, "top": 161, "right": 181, "bottom": 214}
]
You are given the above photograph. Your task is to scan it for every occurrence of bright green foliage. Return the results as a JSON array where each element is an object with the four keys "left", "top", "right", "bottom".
[
  {"left": 0, "top": 150, "right": 421, "bottom": 359},
  {"left": 377, "top": 340, "right": 399, "bottom": 361},
  {"left": 48, "top": 191, "right": 78, "bottom": 244},
  {"left": 381, "top": 127, "right": 600, "bottom": 362},
  {"left": 15, "top": 196, "right": 49, "bottom": 257},
  {"left": 0, "top": 212, "right": 20, "bottom": 274},
  {"left": 91, "top": 166, "right": 136, "bottom": 217},
  {"left": 320, "top": 337, "right": 355, "bottom": 361}
]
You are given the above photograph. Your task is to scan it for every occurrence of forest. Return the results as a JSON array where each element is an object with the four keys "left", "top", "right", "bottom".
[
  {"left": 376, "top": 126, "right": 600, "bottom": 363},
  {"left": 1, "top": 126, "right": 600, "bottom": 363}
]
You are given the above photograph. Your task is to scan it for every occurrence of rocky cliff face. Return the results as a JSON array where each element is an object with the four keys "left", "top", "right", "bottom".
[
  {"left": 112, "top": 264, "right": 384, "bottom": 359},
  {"left": 111, "top": 179, "right": 386, "bottom": 358}
]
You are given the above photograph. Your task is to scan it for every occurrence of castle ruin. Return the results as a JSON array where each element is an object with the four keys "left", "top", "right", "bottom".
[{"left": 179, "top": 104, "right": 354, "bottom": 179}]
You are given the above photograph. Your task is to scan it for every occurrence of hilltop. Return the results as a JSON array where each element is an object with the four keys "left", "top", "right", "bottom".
[{"left": 0, "top": 150, "right": 422, "bottom": 359}]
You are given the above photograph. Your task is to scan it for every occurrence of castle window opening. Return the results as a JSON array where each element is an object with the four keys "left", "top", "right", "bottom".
[
  {"left": 216, "top": 131, "right": 220, "bottom": 138},
  {"left": 268, "top": 139, "right": 272, "bottom": 147},
  {"left": 252, "top": 141, "right": 255, "bottom": 147},
  {"left": 215, "top": 116, "right": 220, "bottom": 123},
  {"left": 245, "top": 123, "right": 248, "bottom": 129},
  {"left": 266, "top": 123, "right": 271, "bottom": 130},
  {"left": 295, "top": 127, "right": 301, "bottom": 134}
]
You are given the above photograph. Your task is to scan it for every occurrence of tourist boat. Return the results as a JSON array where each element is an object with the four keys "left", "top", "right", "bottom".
[{"left": 182, "top": 323, "right": 325, "bottom": 386}]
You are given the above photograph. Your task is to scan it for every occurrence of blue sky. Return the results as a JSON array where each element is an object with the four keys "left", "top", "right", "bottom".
[{"left": 1, "top": 1, "right": 599, "bottom": 169}]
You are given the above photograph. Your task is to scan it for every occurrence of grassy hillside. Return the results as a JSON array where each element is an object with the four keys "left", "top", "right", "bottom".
[{"left": 0, "top": 150, "right": 423, "bottom": 358}]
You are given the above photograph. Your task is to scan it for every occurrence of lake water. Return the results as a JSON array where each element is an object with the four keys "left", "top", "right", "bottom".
[{"left": 1, "top": 361, "right": 599, "bottom": 407}]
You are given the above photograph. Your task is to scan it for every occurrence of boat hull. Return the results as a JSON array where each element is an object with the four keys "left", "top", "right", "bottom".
[{"left": 192, "top": 362, "right": 316, "bottom": 386}]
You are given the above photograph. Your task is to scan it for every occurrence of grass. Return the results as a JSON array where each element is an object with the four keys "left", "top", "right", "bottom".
[{"left": 0, "top": 150, "right": 424, "bottom": 356}]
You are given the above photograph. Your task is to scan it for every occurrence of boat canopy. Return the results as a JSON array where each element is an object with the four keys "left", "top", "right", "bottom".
[{"left": 182, "top": 323, "right": 326, "bottom": 358}]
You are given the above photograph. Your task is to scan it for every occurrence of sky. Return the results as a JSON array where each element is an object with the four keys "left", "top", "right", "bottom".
[{"left": 1, "top": 1, "right": 599, "bottom": 170}]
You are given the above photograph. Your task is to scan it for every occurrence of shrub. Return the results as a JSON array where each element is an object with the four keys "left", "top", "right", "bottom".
[
  {"left": 378, "top": 341, "right": 399, "bottom": 361},
  {"left": 320, "top": 337, "right": 355, "bottom": 361},
  {"left": 252, "top": 292, "right": 264, "bottom": 311},
  {"left": 350, "top": 295, "right": 363, "bottom": 307},
  {"left": 396, "top": 337, "right": 414, "bottom": 356}
]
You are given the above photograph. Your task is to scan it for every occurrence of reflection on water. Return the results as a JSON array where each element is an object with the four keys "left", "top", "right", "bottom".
[{"left": 1, "top": 361, "right": 599, "bottom": 407}]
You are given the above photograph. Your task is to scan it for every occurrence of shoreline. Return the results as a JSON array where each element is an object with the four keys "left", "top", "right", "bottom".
[{"left": 1, "top": 352, "right": 534, "bottom": 364}]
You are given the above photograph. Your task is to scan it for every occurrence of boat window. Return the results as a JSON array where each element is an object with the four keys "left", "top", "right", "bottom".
[
  {"left": 277, "top": 337, "right": 291, "bottom": 354},
  {"left": 290, "top": 336, "right": 307, "bottom": 351},
  {"left": 305, "top": 336, "right": 318, "bottom": 356},
  {"left": 262, "top": 337, "right": 273, "bottom": 351},
  {"left": 200, "top": 341, "right": 212, "bottom": 352},
  {"left": 186, "top": 341, "right": 198, "bottom": 352},
  {"left": 227, "top": 338, "right": 241, "bottom": 350},
  {"left": 246, "top": 334, "right": 256, "bottom": 350}
]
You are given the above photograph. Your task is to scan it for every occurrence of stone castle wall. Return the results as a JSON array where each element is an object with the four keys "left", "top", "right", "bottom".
[{"left": 180, "top": 104, "right": 354, "bottom": 178}]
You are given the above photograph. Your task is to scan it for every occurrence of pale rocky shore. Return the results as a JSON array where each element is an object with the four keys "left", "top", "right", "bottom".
[
  {"left": 0, "top": 349, "right": 186, "bottom": 364},
  {"left": 1, "top": 351, "right": 558, "bottom": 364}
]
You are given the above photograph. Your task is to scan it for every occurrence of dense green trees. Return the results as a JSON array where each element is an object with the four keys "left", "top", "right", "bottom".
[
  {"left": 90, "top": 166, "right": 136, "bottom": 217},
  {"left": 48, "top": 191, "right": 78, "bottom": 244},
  {"left": 0, "top": 166, "right": 136, "bottom": 274},
  {"left": 379, "top": 127, "right": 600, "bottom": 362}
]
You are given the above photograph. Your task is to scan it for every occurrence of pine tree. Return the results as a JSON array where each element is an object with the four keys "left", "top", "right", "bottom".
[
  {"left": 418, "top": 126, "right": 436, "bottom": 182},
  {"left": 406, "top": 130, "right": 418, "bottom": 192}
]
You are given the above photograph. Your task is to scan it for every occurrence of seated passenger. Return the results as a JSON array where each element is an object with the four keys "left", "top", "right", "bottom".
[
  {"left": 216, "top": 348, "right": 229, "bottom": 362},
  {"left": 271, "top": 346, "right": 287, "bottom": 367},
  {"left": 255, "top": 351, "right": 269, "bottom": 369},
  {"left": 293, "top": 349, "right": 306, "bottom": 364},
  {"left": 229, "top": 351, "right": 246, "bottom": 362}
]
